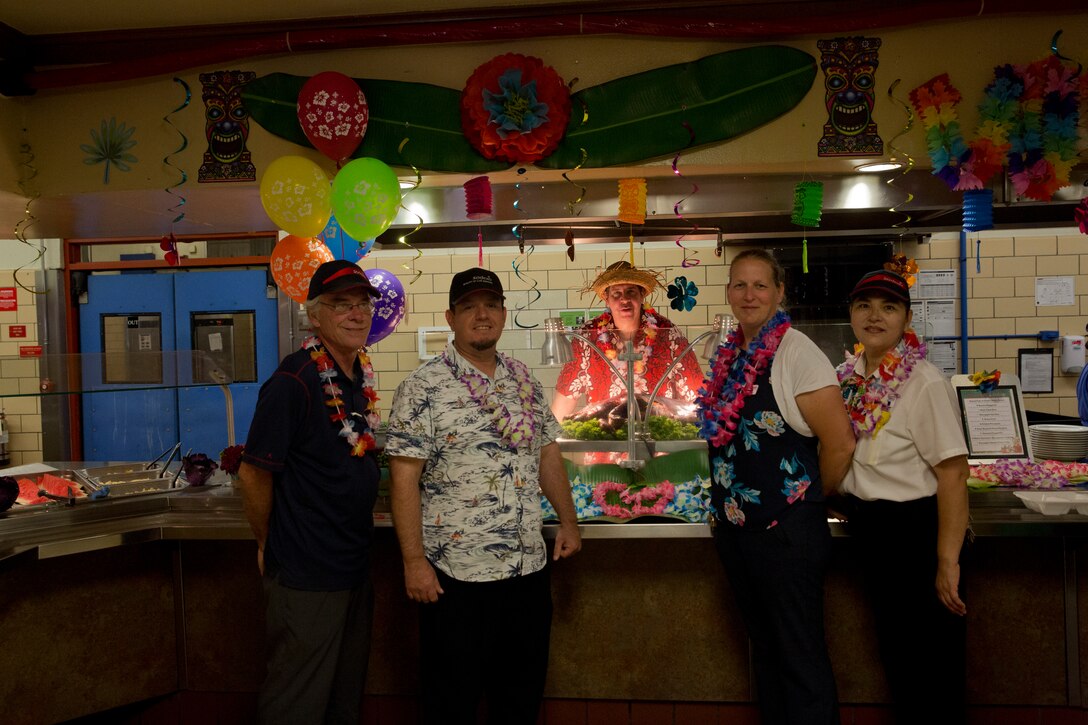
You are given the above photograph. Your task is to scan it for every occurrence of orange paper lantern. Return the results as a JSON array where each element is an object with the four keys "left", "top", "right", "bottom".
[
  {"left": 270, "top": 234, "right": 335, "bottom": 303},
  {"left": 617, "top": 178, "right": 647, "bottom": 225}
]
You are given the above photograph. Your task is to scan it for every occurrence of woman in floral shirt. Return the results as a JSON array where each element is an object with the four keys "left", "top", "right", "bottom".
[{"left": 696, "top": 249, "right": 855, "bottom": 725}]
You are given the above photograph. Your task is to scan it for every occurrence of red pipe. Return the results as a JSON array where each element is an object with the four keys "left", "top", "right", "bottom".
[{"left": 24, "top": 1, "right": 1088, "bottom": 92}]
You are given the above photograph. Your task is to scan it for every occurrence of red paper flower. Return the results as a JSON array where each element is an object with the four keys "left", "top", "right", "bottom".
[
  {"left": 460, "top": 53, "right": 571, "bottom": 164},
  {"left": 1075, "top": 198, "right": 1088, "bottom": 236}
]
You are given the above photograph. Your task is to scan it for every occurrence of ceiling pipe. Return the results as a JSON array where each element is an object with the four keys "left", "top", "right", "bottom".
[{"left": 12, "top": 0, "right": 1086, "bottom": 94}]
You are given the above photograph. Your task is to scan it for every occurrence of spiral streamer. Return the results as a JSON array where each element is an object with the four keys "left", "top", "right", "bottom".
[
  {"left": 509, "top": 179, "right": 540, "bottom": 328},
  {"left": 671, "top": 120, "right": 701, "bottom": 268},
  {"left": 884, "top": 79, "right": 917, "bottom": 235},
  {"left": 395, "top": 137, "right": 424, "bottom": 285},
  {"left": 562, "top": 78, "right": 590, "bottom": 217},
  {"left": 162, "top": 77, "right": 190, "bottom": 228},
  {"left": 1052, "top": 30, "right": 1082, "bottom": 74},
  {"left": 12, "top": 135, "right": 44, "bottom": 295}
]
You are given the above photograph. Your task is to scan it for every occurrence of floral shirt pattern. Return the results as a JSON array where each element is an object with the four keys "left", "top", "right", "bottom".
[
  {"left": 385, "top": 345, "right": 561, "bottom": 582},
  {"left": 554, "top": 310, "right": 705, "bottom": 405}
]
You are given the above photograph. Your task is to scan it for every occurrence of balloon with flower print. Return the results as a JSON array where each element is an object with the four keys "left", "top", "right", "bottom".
[
  {"left": 259, "top": 155, "right": 332, "bottom": 238},
  {"left": 319, "top": 214, "right": 376, "bottom": 261},
  {"left": 297, "top": 71, "right": 370, "bottom": 165},
  {"left": 270, "top": 234, "right": 335, "bottom": 304},
  {"left": 365, "top": 268, "right": 406, "bottom": 345},
  {"left": 331, "top": 158, "right": 402, "bottom": 242}
]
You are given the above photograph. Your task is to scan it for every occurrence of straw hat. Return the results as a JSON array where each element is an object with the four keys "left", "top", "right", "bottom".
[{"left": 584, "top": 261, "right": 664, "bottom": 301}]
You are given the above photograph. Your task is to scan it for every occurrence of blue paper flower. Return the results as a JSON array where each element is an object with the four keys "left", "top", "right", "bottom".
[
  {"left": 483, "top": 69, "right": 549, "bottom": 140},
  {"left": 667, "top": 276, "right": 698, "bottom": 312}
]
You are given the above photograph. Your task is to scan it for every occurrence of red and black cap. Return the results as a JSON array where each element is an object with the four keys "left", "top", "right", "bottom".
[
  {"left": 307, "top": 260, "right": 380, "bottom": 301},
  {"left": 849, "top": 270, "right": 911, "bottom": 308},
  {"left": 449, "top": 267, "right": 505, "bottom": 308}
]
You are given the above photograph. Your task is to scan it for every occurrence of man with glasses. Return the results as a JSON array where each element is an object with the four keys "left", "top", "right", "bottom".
[{"left": 237, "top": 259, "right": 383, "bottom": 725}]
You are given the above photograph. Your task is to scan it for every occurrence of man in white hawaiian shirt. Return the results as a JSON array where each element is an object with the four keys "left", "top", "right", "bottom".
[{"left": 386, "top": 267, "right": 581, "bottom": 725}]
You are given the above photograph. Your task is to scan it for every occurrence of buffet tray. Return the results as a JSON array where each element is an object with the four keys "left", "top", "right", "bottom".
[
  {"left": 557, "top": 438, "right": 707, "bottom": 453},
  {"left": 77, "top": 464, "right": 182, "bottom": 497}
]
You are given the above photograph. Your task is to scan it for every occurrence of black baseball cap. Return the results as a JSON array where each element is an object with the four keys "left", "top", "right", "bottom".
[
  {"left": 449, "top": 268, "right": 505, "bottom": 308},
  {"left": 849, "top": 270, "right": 911, "bottom": 308},
  {"left": 307, "top": 260, "right": 380, "bottom": 301}
]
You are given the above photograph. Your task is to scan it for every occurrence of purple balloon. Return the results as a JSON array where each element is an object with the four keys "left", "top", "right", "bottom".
[{"left": 365, "top": 268, "right": 406, "bottom": 346}]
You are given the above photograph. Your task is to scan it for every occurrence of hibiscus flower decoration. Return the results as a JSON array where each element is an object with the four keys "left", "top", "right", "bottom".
[
  {"left": 883, "top": 254, "right": 919, "bottom": 288},
  {"left": 667, "top": 276, "right": 699, "bottom": 312},
  {"left": 461, "top": 53, "right": 571, "bottom": 164}
]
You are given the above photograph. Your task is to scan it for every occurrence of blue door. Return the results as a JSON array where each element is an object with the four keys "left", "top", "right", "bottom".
[{"left": 79, "top": 270, "right": 278, "bottom": 463}]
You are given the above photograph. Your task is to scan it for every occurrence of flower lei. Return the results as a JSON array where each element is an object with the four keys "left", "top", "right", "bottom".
[
  {"left": 909, "top": 73, "right": 968, "bottom": 191},
  {"left": 582, "top": 309, "right": 671, "bottom": 376},
  {"left": 696, "top": 310, "right": 791, "bottom": 448},
  {"left": 303, "top": 335, "right": 379, "bottom": 457},
  {"left": 444, "top": 349, "right": 538, "bottom": 450},
  {"left": 836, "top": 329, "right": 925, "bottom": 438}
]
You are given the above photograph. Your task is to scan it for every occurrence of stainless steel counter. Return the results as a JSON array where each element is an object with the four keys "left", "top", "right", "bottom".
[{"left": 2, "top": 484, "right": 1087, "bottom": 568}]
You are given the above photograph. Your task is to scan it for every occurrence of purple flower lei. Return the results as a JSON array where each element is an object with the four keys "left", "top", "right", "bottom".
[
  {"left": 444, "top": 350, "right": 538, "bottom": 450},
  {"left": 696, "top": 310, "right": 791, "bottom": 448}
]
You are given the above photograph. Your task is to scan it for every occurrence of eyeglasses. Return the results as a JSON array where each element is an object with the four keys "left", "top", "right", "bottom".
[{"left": 320, "top": 301, "right": 374, "bottom": 315}]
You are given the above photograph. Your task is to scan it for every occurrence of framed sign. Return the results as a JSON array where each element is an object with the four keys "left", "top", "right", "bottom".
[
  {"left": 951, "top": 374, "right": 1031, "bottom": 462},
  {"left": 1017, "top": 348, "right": 1053, "bottom": 394}
]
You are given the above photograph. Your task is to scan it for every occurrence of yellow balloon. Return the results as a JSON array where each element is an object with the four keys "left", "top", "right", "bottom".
[{"left": 259, "top": 156, "right": 332, "bottom": 237}]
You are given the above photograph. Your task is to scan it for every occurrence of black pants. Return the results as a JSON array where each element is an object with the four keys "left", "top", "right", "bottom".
[
  {"left": 419, "top": 566, "right": 553, "bottom": 725},
  {"left": 258, "top": 576, "right": 374, "bottom": 725},
  {"left": 713, "top": 502, "right": 840, "bottom": 725},
  {"left": 842, "top": 494, "right": 967, "bottom": 725}
]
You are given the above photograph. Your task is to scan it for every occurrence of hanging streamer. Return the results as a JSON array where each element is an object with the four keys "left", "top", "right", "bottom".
[
  {"left": 671, "top": 121, "right": 701, "bottom": 268},
  {"left": 563, "top": 149, "right": 588, "bottom": 216},
  {"left": 162, "top": 77, "right": 190, "bottom": 229},
  {"left": 12, "top": 134, "right": 44, "bottom": 295},
  {"left": 884, "top": 79, "right": 917, "bottom": 236},
  {"left": 565, "top": 229, "right": 575, "bottom": 262},
  {"left": 395, "top": 137, "right": 424, "bottom": 285},
  {"left": 511, "top": 225, "right": 542, "bottom": 329}
]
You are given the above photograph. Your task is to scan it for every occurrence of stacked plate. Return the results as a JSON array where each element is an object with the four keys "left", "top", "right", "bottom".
[{"left": 1029, "top": 424, "right": 1088, "bottom": 462}]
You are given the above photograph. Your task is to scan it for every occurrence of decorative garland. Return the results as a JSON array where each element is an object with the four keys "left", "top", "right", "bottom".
[
  {"left": 696, "top": 310, "right": 791, "bottom": 448},
  {"left": 1006, "top": 56, "right": 1080, "bottom": 202},
  {"left": 967, "top": 66, "right": 1019, "bottom": 188},
  {"left": 303, "top": 335, "right": 379, "bottom": 457},
  {"left": 837, "top": 329, "right": 926, "bottom": 437},
  {"left": 909, "top": 73, "right": 968, "bottom": 191},
  {"left": 443, "top": 349, "right": 538, "bottom": 450}
]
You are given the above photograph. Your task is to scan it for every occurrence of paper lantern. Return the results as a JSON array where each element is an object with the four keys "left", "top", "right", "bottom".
[
  {"left": 791, "top": 181, "right": 823, "bottom": 227},
  {"left": 963, "top": 189, "right": 994, "bottom": 232},
  {"left": 464, "top": 176, "right": 493, "bottom": 220},
  {"left": 269, "top": 235, "right": 335, "bottom": 304},
  {"left": 618, "top": 178, "right": 647, "bottom": 225}
]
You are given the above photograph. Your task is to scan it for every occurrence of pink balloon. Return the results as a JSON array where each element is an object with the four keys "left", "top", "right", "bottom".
[{"left": 297, "top": 72, "right": 369, "bottom": 164}]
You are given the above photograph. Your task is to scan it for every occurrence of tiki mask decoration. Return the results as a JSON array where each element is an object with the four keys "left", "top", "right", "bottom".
[
  {"left": 198, "top": 70, "right": 257, "bottom": 183},
  {"left": 817, "top": 37, "right": 883, "bottom": 157}
]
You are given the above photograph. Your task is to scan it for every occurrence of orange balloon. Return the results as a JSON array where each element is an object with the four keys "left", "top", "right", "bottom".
[{"left": 269, "top": 234, "right": 335, "bottom": 303}]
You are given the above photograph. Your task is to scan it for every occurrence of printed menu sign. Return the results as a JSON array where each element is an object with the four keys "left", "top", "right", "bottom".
[{"left": 957, "top": 387, "right": 1027, "bottom": 458}]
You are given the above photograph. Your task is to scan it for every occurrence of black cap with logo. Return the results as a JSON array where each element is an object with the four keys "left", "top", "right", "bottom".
[
  {"left": 307, "top": 260, "right": 381, "bottom": 301},
  {"left": 449, "top": 268, "right": 505, "bottom": 309}
]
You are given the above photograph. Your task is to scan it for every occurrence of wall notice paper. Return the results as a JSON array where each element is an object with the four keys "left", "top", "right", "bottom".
[
  {"left": 917, "top": 299, "right": 956, "bottom": 338},
  {"left": 1035, "top": 276, "right": 1075, "bottom": 307},
  {"left": 1018, "top": 348, "right": 1053, "bottom": 393},
  {"left": 915, "top": 269, "right": 956, "bottom": 299},
  {"left": 208, "top": 332, "right": 223, "bottom": 352},
  {"left": 927, "top": 340, "right": 958, "bottom": 376}
]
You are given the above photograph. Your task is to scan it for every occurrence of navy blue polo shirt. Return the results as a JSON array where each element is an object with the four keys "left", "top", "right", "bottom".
[{"left": 242, "top": 345, "right": 379, "bottom": 591}]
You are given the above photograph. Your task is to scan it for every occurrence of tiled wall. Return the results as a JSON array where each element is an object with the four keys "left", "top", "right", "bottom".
[
  {"left": 0, "top": 268, "right": 43, "bottom": 466},
  {"left": 357, "top": 238, "right": 728, "bottom": 408},
  {"left": 915, "top": 228, "right": 1087, "bottom": 419}
]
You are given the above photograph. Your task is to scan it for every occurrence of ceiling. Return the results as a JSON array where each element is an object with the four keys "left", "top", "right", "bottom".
[{"left": 2, "top": 1, "right": 1086, "bottom": 242}]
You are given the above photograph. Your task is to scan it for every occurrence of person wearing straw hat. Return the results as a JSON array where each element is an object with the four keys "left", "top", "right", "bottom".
[
  {"left": 551, "top": 260, "right": 705, "bottom": 422},
  {"left": 834, "top": 269, "right": 969, "bottom": 725}
]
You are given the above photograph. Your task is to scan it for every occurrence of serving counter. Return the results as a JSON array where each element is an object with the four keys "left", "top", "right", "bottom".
[{"left": 2, "top": 481, "right": 1088, "bottom": 724}]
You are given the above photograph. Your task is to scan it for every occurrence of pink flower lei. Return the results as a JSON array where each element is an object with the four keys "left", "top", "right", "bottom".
[
  {"left": 836, "top": 329, "right": 925, "bottom": 437},
  {"left": 303, "top": 335, "right": 380, "bottom": 457},
  {"left": 696, "top": 310, "right": 791, "bottom": 448},
  {"left": 444, "top": 350, "right": 538, "bottom": 450}
]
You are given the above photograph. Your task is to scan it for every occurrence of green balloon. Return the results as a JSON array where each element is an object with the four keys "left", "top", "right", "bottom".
[{"left": 330, "top": 158, "right": 401, "bottom": 241}]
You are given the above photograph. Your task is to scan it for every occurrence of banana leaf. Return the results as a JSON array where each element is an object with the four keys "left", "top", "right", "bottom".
[
  {"left": 638, "top": 448, "right": 710, "bottom": 485},
  {"left": 567, "top": 462, "right": 634, "bottom": 487},
  {"left": 242, "top": 73, "right": 508, "bottom": 173},
  {"left": 537, "top": 45, "right": 816, "bottom": 169}
]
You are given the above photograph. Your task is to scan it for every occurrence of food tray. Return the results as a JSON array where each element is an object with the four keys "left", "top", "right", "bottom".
[
  {"left": 77, "top": 462, "right": 165, "bottom": 478},
  {"left": 1014, "top": 490, "right": 1088, "bottom": 516},
  {"left": 6, "top": 469, "right": 92, "bottom": 512},
  {"left": 77, "top": 464, "right": 182, "bottom": 497}
]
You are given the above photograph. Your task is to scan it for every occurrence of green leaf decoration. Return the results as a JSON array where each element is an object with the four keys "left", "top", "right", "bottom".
[
  {"left": 243, "top": 45, "right": 814, "bottom": 173},
  {"left": 242, "top": 73, "right": 507, "bottom": 173},
  {"left": 638, "top": 448, "right": 710, "bottom": 485},
  {"left": 567, "top": 462, "right": 635, "bottom": 487},
  {"left": 537, "top": 45, "right": 816, "bottom": 169}
]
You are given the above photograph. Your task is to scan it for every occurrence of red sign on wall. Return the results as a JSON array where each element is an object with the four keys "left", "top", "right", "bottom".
[
  {"left": 8, "top": 325, "right": 26, "bottom": 338},
  {"left": 0, "top": 287, "right": 15, "bottom": 313},
  {"left": 19, "top": 345, "right": 42, "bottom": 358}
]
